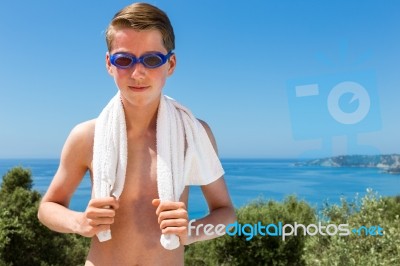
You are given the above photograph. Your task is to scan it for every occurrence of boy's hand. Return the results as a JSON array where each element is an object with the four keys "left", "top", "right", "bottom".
[
  {"left": 152, "top": 199, "right": 190, "bottom": 245},
  {"left": 76, "top": 197, "right": 119, "bottom": 237}
]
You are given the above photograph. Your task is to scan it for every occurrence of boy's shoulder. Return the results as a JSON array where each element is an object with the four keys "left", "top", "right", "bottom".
[
  {"left": 71, "top": 119, "right": 96, "bottom": 136},
  {"left": 65, "top": 119, "right": 96, "bottom": 150},
  {"left": 197, "top": 118, "right": 218, "bottom": 152},
  {"left": 197, "top": 118, "right": 210, "bottom": 132},
  {"left": 61, "top": 119, "right": 96, "bottom": 168}
]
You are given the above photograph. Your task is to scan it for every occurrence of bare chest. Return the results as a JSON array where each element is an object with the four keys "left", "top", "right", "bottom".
[
  {"left": 119, "top": 137, "right": 158, "bottom": 206},
  {"left": 87, "top": 134, "right": 188, "bottom": 264}
]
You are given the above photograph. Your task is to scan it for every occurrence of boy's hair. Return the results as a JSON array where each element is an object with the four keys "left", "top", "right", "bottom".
[{"left": 105, "top": 2, "right": 175, "bottom": 52}]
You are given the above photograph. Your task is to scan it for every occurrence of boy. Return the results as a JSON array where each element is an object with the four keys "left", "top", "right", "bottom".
[{"left": 38, "top": 2, "right": 236, "bottom": 265}]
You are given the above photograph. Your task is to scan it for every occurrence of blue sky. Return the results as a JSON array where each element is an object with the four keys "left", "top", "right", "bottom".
[{"left": 0, "top": 0, "right": 399, "bottom": 159}]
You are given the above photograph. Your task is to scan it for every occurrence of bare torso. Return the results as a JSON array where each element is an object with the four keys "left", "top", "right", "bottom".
[{"left": 85, "top": 125, "right": 189, "bottom": 265}]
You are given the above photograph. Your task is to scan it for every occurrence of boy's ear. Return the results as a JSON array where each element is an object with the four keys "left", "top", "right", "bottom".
[
  {"left": 167, "top": 53, "right": 177, "bottom": 76},
  {"left": 106, "top": 52, "right": 113, "bottom": 76}
]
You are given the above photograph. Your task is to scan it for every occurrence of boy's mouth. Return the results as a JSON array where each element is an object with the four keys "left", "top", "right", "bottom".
[{"left": 128, "top": 86, "right": 149, "bottom": 91}]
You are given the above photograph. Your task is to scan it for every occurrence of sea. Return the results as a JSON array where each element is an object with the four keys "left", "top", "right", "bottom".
[{"left": 0, "top": 158, "right": 399, "bottom": 218}]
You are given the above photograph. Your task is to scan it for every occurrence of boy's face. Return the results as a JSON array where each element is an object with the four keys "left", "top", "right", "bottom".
[{"left": 106, "top": 28, "right": 176, "bottom": 107}]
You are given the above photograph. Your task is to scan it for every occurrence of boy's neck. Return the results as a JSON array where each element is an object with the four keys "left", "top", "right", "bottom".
[{"left": 122, "top": 97, "right": 159, "bottom": 137}]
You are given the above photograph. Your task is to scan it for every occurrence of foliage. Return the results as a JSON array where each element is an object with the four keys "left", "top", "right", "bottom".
[
  {"left": 304, "top": 189, "right": 400, "bottom": 266},
  {"left": 0, "top": 167, "right": 32, "bottom": 194},
  {"left": 185, "top": 191, "right": 400, "bottom": 266},
  {"left": 1, "top": 166, "right": 399, "bottom": 265},
  {"left": 0, "top": 166, "right": 90, "bottom": 266},
  {"left": 185, "top": 195, "right": 316, "bottom": 265}
]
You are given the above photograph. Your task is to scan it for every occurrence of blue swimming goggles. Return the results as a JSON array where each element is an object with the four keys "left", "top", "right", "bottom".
[{"left": 110, "top": 51, "right": 174, "bottom": 69}]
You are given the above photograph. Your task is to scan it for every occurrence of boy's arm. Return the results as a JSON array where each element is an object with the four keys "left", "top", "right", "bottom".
[
  {"left": 153, "top": 120, "right": 236, "bottom": 245},
  {"left": 186, "top": 120, "right": 236, "bottom": 243},
  {"left": 186, "top": 176, "right": 236, "bottom": 244},
  {"left": 37, "top": 120, "right": 118, "bottom": 237}
]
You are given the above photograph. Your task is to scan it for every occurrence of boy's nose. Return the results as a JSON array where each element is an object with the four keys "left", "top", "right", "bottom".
[{"left": 130, "top": 63, "right": 146, "bottom": 79}]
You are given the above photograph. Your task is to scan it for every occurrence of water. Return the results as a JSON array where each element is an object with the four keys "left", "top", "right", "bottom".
[
  {"left": 0, "top": 158, "right": 399, "bottom": 218},
  {"left": 0, "top": 159, "right": 91, "bottom": 211}
]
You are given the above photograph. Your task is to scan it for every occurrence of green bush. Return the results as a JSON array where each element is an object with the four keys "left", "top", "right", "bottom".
[
  {"left": 2, "top": 166, "right": 399, "bottom": 265},
  {"left": 185, "top": 191, "right": 400, "bottom": 265},
  {"left": 185, "top": 196, "right": 316, "bottom": 265},
  {"left": 304, "top": 189, "right": 400, "bottom": 266},
  {"left": 0, "top": 166, "right": 90, "bottom": 266}
]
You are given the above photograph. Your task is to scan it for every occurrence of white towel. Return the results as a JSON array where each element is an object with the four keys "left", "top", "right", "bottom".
[
  {"left": 93, "top": 92, "right": 224, "bottom": 249},
  {"left": 92, "top": 92, "right": 127, "bottom": 242}
]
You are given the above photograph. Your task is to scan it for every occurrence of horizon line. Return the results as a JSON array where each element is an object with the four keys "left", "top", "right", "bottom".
[{"left": 1, "top": 153, "right": 399, "bottom": 161}]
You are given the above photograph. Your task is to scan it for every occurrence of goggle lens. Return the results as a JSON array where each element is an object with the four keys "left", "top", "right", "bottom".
[
  {"left": 143, "top": 54, "right": 163, "bottom": 67},
  {"left": 114, "top": 56, "right": 133, "bottom": 67}
]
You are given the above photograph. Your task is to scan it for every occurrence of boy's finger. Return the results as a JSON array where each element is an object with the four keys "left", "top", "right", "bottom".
[
  {"left": 155, "top": 201, "right": 186, "bottom": 216},
  {"left": 152, "top": 198, "right": 161, "bottom": 207},
  {"left": 90, "top": 197, "right": 119, "bottom": 209}
]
